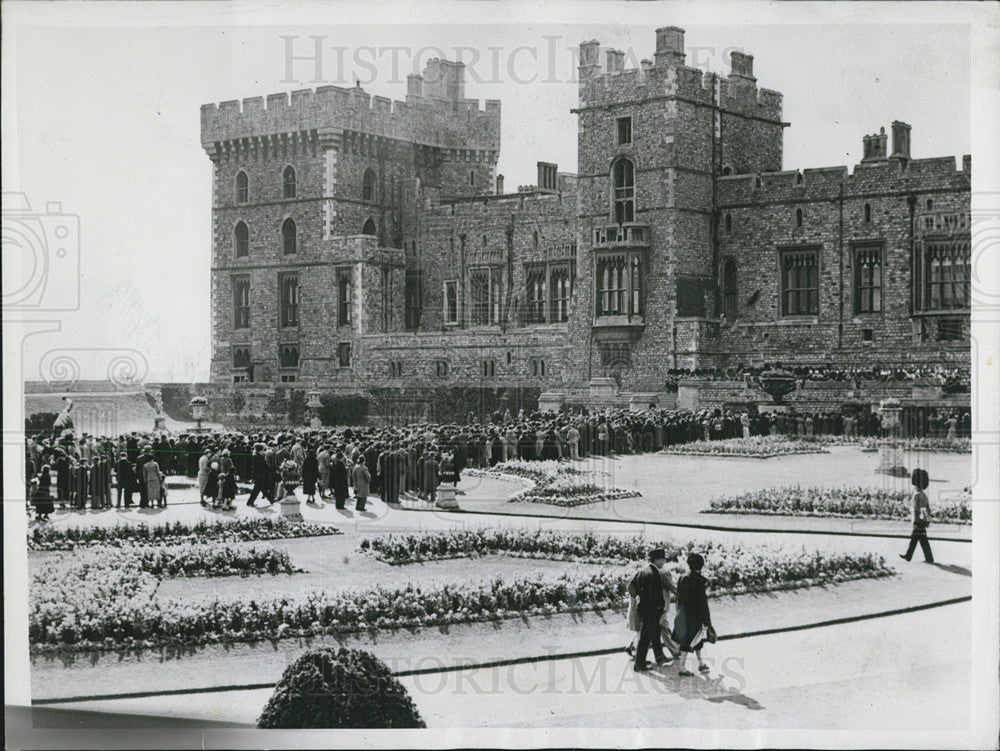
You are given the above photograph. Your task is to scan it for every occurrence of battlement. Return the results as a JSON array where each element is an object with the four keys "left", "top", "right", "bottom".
[
  {"left": 201, "top": 59, "right": 500, "bottom": 155},
  {"left": 577, "top": 31, "right": 783, "bottom": 123},
  {"left": 425, "top": 185, "right": 575, "bottom": 219},
  {"left": 717, "top": 155, "right": 970, "bottom": 207}
]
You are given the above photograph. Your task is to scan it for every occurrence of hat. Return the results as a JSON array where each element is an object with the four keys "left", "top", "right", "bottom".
[{"left": 648, "top": 547, "right": 666, "bottom": 561}]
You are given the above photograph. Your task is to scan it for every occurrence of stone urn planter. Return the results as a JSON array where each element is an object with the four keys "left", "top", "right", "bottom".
[
  {"left": 758, "top": 369, "right": 797, "bottom": 405},
  {"left": 278, "top": 460, "right": 303, "bottom": 520},
  {"left": 876, "top": 399, "right": 908, "bottom": 477}
]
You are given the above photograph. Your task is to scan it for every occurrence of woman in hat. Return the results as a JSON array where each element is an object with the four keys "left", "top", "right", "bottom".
[{"left": 673, "top": 552, "right": 714, "bottom": 677}]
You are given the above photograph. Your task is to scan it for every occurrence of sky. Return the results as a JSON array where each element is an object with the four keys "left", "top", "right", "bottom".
[{"left": 3, "top": 7, "right": 973, "bottom": 383}]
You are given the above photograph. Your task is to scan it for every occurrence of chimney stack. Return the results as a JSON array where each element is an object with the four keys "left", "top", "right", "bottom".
[
  {"left": 606, "top": 49, "right": 625, "bottom": 74},
  {"left": 496, "top": 174, "right": 505, "bottom": 195},
  {"left": 729, "top": 51, "right": 755, "bottom": 80},
  {"left": 578, "top": 40, "right": 601, "bottom": 81},
  {"left": 891, "top": 121, "right": 911, "bottom": 161},
  {"left": 537, "top": 162, "right": 558, "bottom": 191},
  {"left": 406, "top": 73, "right": 423, "bottom": 98},
  {"left": 654, "top": 26, "right": 685, "bottom": 68}
]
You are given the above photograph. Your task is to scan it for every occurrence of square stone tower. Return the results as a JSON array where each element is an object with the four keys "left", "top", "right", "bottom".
[{"left": 567, "top": 29, "right": 784, "bottom": 389}]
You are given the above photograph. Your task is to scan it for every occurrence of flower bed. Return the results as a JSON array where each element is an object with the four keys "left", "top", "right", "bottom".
[
  {"left": 30, "top": 537, "right": 891, "bottom": 653},
  {"left": 662, "top": 436, "right": 830, "bottom": 458},
  {"left": 28, "top": 517, "right": 340, "bottom": 551},
  {"left": 30, "top": 543, "right": 299, "bottom": 647},
  {"left": 705, "top": 485, "right": 972, "bottom": 524},
  {"left": 360, "top": 528, "right": 678, "bottom": 565},
  {"left": 359, "top": 530, "right": 893, "bottom": 585},
  {"left": 469, "top": 461, "right": 640, "bottom": 507},
  {"left": 806, "top": 436, "right": 971, "bottom": 454}
]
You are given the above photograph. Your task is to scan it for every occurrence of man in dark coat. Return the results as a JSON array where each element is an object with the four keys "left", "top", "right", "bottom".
[
  {"left": 628, "top": 547, "right": 670, "bottom": 671},
  {"left": 247, "top": 444, "right": 272, "bottom": 506},
  {"left": 116, "top": 453, "right": 134, "bottom": 508}
]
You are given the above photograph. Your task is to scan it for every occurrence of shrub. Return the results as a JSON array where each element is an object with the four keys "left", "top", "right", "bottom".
[{"left": 257, "top": 648, "right": 425, "bottom": 729}]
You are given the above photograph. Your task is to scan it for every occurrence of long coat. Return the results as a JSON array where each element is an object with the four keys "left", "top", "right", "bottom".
[
  {"left": 143, "top": 460, "right": 163, "bottom": 503},
  {"left": 352, "top": 463, "right": 371, "bottom": 499},
  {"left": 672, "top": 571, "right": 712, "bottom": 651},
  {"left": 302, "top": 452, "right": 319, "bottom": 495},
  {"left": 331, "top": 459, "right": 350, "bottom": 505}
]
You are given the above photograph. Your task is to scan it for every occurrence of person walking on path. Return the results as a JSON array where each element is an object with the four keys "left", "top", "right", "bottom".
[
  {"left": 900, "top": 467, "right": 934, "bottom": 563},
  {"left": 628, "top": 547, "right": 672, "bottom": 672},
  {"left": 673, "top": 552, "right": 715, "bottom": 676},
  {"left": 247, "top": 444, "right": 272, "bottom": 507}
]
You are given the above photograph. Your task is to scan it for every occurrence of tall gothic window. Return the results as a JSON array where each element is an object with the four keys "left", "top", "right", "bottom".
[
  {"left": 404, "top": 270, "right": 422, "bottom": 330},
  {"left": 232, "top": 277, "right": 250, "bottom": 329},
  {"left": 283, "top": 166, "right": 296, "bottom": 199},
  {"left": 279, "top": 272, "right": 299, "bottom": 328},
  {"left": 470, "top": 268, "right": 501, "bottom": 326},
  {"left": 234, "top": 221, "right": 249, "bottom": 258},
  {"left": 924, "top": 241, "right": 970, "bottom": 310},
  {"left": 780, "top": 248, "right": 819, "bottom": 316},
  {"left": 337, "top": 268, "right": 352, "bottom": 326},
  {"left": 853, "top": 244, "right": 883, "bottom": 314},
  {"left": 444, "top": 280, "right": 458, "bottom": 325},
  {"left": 596, "top": 255, "right": 627, "bottom": 316},
  {"left": 549, "top": 263, "right": 573, "bottom": 323},
  {"left": 362, "top": 218, "right": 376, "bottom": 236},
  {"left": 235, "top": 171, "right": 248, "bottom": 203},
  {"left": 525, "top": 265, "right": 546, "bottom": 324},
  {"left": 612, "top": 158, "right": 635, "bottom": 225},
  {"left": 722, "top": 258, "right": 737, "bottom": 319},
  {"left": 282, "top": 218, "right": 297, "bottom": 255}
]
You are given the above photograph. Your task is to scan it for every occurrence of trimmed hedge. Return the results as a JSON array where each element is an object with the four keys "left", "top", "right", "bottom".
[{"left": 258, "top": 647, "right": 425, "bottom": 729}]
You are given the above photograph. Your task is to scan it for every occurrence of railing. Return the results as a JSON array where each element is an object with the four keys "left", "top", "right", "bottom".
[{"left": 592, "top": 223, "right": 649, "bottom": 248}]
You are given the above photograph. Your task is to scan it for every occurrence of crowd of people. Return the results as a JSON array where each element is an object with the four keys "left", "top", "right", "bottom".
[
  {"left": 25, "top": 401, "right": 971, "bottom": 520},
  {"left": 663, "top": 364, "right": 971, "bottom": 393}
]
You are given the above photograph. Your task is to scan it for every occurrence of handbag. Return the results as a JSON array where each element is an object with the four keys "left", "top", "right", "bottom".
[{"left": 706, "top": 625, "right": 717, "bottom": 644}]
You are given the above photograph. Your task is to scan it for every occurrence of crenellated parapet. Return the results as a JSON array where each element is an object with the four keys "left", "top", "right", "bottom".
[
  {"left": 201, "top": 60, "right": 501, "bottom": 160},
  {"left": 577, "top": 29, "right": 783, "bottom": 125},
  {"left": 717, "top": 154, "right": 971, "bottom": 207}
]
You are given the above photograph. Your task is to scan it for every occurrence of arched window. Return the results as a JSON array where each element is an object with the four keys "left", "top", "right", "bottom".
[
  {"left": 482, "top": 235, "right": 487, "bottom": 249},
  {"left": 533, "top": 231, "right": 539, "bottom": 249},
  {"left": 796, "top": 171, "right": 804, "bottom": 185},
  {"left": 926, "top": 198, "right": 934, "bottom": 212},
  {"left": 864, "top": 203, "right": 872, "bottom": 223},
  {"left": 234, "top": 222, "right": 249, "bottom": 257},
  {"left": 362, "top": 168, "right": 376, "bottom": 201},
  {"left": 283, "top": 166, "right": 296, "bottom": 199},
  {"left": 362, "top": 218, "right": 376, "bottom": 236},
  {"left": 722, "top": 165, "right": 732, "bottom": 176},
  {"left": 235, "top": 171, "right": 248, "bottom": 203},
  {"left": 539, "top": 359, "right": 546, "bottom": 376},
  {"left": 723, "top": 258, "right": 737, "bottom": 319},
  {"left": 613, "top": 158, "right": 635, "bottom": 224},
  {"left": 282, "top": 218, "right": 297, "bottom": 255},
  {"left": 795, "top": 208, "right": 803, "bottom": 228},
  {"left": 724, "top": 213, "right": 732, "bottom": 233},
  {"left": 754, "top": 175, "right": 762, "bottom": 189}
]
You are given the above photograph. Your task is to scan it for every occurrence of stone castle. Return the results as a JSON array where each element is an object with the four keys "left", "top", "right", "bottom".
[{"left": 202, "top": 28, "right": 970, "bottom": 416}]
